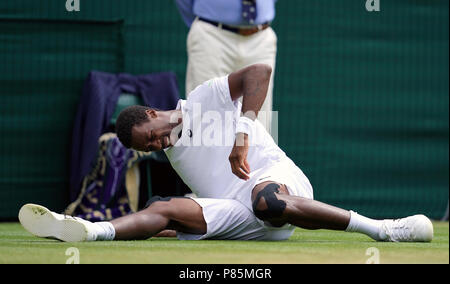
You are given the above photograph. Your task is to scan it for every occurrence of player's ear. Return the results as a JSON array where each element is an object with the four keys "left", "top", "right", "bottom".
[{"left": 145, "top": 109, "right": 157, "bottom": 119}]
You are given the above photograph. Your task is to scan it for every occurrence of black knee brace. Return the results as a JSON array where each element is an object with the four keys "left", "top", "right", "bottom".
[{"left": 252, "top": 183, "right": 287, "bottom": 220}]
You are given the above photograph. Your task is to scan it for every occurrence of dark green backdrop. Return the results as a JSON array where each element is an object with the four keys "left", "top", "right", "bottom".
[{"left": 0, "top": 0, "right": 448, "bottom": 219}]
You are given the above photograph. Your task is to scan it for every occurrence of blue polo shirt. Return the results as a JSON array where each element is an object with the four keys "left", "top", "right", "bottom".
[{"left": 175, "top": 0, "right": 277, "bottom": 27}]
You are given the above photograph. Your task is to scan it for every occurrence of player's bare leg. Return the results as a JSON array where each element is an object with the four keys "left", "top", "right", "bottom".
[
  {"left": 111, "top": 197, "right": 206, "bottom": 240},
  {"left": 251, "top": 181, "right": 350, "bottom": 229},
  {"left": 251, "top": 181, "right": 433, "bottom": 242},
  {"left": 19, "top": 198, "right": 206, "bottom": 242}
]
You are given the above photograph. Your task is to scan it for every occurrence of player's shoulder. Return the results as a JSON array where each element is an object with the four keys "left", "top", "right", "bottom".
[
  {"left": 186, "top": 75, "right": 231, "bottom": 106},
  {"left": 199, "top": 75, "right": 229, "bottom": 95}
]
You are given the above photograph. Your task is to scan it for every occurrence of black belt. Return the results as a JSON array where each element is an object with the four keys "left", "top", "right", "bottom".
[{"left": 197, "top": 17, "right": 270, "bottom": 36}]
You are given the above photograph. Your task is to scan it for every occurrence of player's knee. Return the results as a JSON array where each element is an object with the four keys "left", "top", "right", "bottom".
[
  {"left": 143, "top": 196, "right": 175, "bottom": 217},
  {"left": 144, "top": 195, "right": 173, "bottom": 209},
  {"left": 252, "top": 183, "right": 287, "bottom": 223}
]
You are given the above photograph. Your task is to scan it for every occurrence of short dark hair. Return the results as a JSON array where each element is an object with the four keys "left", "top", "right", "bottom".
[{"left": 115, "top": 105, "right": 151, "bottom": 148}]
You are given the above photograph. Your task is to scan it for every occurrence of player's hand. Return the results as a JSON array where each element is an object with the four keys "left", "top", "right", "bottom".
[{"left": 229, "top": 133, "right": 251, "bottom": 181}]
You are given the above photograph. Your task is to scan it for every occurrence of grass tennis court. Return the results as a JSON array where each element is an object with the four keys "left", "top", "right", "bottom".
[{"left": 1, "top": 221, "right": 447, "bottom": 264}]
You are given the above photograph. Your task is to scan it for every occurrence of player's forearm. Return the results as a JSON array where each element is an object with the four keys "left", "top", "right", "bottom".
[
  {"left": 240, "top": 64, "right": 272, "bottom": 119},
  {"left": 228, "top": 64, "right": 272, "bottom": 120}
]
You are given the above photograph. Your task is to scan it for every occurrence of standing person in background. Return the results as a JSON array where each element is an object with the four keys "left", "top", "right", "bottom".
[{"left": 175, "top": 0, "right": 278, "bottom": 135}]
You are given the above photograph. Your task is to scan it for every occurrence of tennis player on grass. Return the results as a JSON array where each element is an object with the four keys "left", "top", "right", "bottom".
[{"left": 19, "top": 64, "right": 433, "bottom": 243}]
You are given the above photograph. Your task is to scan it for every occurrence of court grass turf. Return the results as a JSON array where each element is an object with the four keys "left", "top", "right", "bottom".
[{"left": 0, "top": 222, "right": 448, "bottom": 264}]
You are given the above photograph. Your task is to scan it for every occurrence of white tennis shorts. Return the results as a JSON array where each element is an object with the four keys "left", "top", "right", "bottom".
[{"left": 177, "top": 159, "right": 314, "bottom": 241}]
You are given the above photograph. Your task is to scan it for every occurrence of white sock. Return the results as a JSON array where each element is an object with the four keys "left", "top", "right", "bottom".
[
  {"left": 345, "top": 211, "right": 383, "bottom": 241},
  {"left": 94, "top": 222, "right": 116, "bottom": 241}
]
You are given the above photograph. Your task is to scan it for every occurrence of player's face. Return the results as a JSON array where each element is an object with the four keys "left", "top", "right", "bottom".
[{"left": 130, "top": 111, "right": 173, "bottom": 152}]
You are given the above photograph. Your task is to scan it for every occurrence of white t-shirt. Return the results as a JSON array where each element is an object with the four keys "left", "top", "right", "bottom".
[{"left": 164, "top": 76, "right": 291, "bottom": 210}]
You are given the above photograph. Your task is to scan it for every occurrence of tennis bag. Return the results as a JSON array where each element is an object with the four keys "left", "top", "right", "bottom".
[{"left": 65, "top": 133, "right": 151, "bottom": 221}]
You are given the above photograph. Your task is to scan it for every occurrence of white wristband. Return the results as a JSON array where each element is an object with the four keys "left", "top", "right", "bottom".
[{"left": 236, "top": 116, "right": 255, "bottom": 135}]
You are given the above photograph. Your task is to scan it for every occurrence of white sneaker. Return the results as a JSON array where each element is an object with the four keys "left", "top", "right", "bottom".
[
  {"left": 18, "top": 203, "right": 97, "bottom": 242},
  {"left": 379, "top": 214, "right": 433, "bottom": 242}
]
